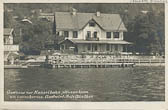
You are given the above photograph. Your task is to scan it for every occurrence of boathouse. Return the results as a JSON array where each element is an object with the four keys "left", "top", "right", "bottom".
[
  {"left": 54, "top": 10, "right": 132, "bottom": 54},
  {"left": 4, "top": 28, "right": 19, "bottom": 64}
]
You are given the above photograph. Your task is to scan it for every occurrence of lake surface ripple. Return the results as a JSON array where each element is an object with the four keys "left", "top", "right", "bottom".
[{"left": 4, "top": 66, "right": 165, "bottom": 101}]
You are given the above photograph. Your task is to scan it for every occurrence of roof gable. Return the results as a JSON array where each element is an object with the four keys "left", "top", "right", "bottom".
[
  {"left": 55, "top": 12, "right": 127, "bottom": 31},
  {"left": 81, "top": 18, "right": 104, "bottom": 30},
  {"left": 58, "top": 39, "right": 74, "bottom": 44}
]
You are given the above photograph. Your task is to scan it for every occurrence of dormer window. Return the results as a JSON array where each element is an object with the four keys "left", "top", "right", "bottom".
[{"left": 89, "top": 21, "right": 95, "bottom": 27}]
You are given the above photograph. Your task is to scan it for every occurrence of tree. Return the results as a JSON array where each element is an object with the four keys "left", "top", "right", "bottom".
[
  {"left": 4, "top": 11, "right": 14, "bottom": 28},
  {"left": 125, "top": 12, "right": 164, "bottom": 55},
  {"left": 20, "top": 19, "right": 54, "bottom": 55}
]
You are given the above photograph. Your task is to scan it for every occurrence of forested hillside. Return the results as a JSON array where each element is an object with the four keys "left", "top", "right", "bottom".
[
  {"left": 4, "top": 3, "right": 165, "bottom": 55},
  {"left": 4, "top": 3, "right": 164, "bottom": 16}
]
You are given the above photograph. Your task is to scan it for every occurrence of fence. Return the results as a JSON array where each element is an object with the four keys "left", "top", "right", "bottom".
[{"left": 47, "top": 54, "right": 165, "bottom": 65}]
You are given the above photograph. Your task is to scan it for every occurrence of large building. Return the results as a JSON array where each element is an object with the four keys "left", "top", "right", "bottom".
[
  {"left": 4, "top": 28, "right": 19, "bottom": 64},
  {"left": 54, "top": 11, "right": 132, "bottom": 54}
]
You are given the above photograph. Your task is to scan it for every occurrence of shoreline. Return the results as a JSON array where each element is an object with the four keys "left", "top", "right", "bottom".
[
  {"left": 5, "top": 63, "right": 165, "bottom": 69},
  {"left": 135, "top": 63, "right": 165, "bottom": 66}
]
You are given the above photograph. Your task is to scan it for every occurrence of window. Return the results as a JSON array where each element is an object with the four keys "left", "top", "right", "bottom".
[
  {"left": 61, "top": 45, "right": 64, "bottom": 50},
  {"left": 65, "top": 45, "right": 68, "bottom": 49},
  {"left": 88, "top": 44, "right": 91, "bottom": 51},
  {"left": 87, "top": 31, "right": 91, "bottom": 38},
  {"left": 111, "top": 45, "right": 113, "bottom": 52},
  {"left": 106, "top": 32, "right": 111, "bottom": 38},
  {"left": 64, "top": 31, "right": 69, "bottom": 37},
  {"left": 106, "top": 44, "right": 110, "bottom": 51},
  {"left": 94, "top": 32, "right": 97, "bottom": 38},
  {"left": 89, "top": 21, "right": 95, "bottom": 27},
  {"left": 115, "top": 45, "right": 118, "bottom": 51},
  {"left": 114, "top": 32, "right": 119, "bottom": 38},
  {"left": 4, "top": 38, "right": 6, "bottom": 44},
  {"left": 56, "top": 32, "right": 59, "bottom": 36},
  {"left": 123, "top": 45, "right": 127, "bottom": 52},
  {"left": 73, "top": 31, "right": 78, "bottom": 38}
]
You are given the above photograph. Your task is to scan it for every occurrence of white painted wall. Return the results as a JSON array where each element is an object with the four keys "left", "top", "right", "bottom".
[
  {"left": 82, "top": 23, "right": 101, "bottom": 40},
  {"left": 57, "top": 30, "right": 83, "bottom": 40},
  {"left": 4, "top": 35, "right": 13, "bottom": 44},
  {"left": 56, "top": 23, "right": 124, "bottom": 40},
  {"left": 4, "top": 45, "right": 19, "bottom": 51}
]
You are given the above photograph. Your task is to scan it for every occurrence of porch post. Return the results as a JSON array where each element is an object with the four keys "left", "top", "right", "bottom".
[
  {"left": 110, "top": 44, "right": 112, "bottom": 52},
  {"left": 126, "top": 44, "right": 128, "bottom": 52}
]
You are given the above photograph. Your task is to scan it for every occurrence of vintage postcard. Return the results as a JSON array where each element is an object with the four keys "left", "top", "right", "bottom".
[{"left": 0, "top": 0, "right": 167, "bottom": 110}]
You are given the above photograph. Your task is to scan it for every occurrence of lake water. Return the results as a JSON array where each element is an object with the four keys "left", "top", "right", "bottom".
[{"left": 4, "top": 66, "right": 165, "bottom": 101}]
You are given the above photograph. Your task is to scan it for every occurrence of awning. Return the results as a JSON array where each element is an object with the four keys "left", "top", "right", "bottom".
[{"left": 70, "top": 39, "right": 133, "bottom": 45}]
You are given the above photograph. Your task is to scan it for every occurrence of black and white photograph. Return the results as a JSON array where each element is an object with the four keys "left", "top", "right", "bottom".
[{"left": 3, "top": 3, "right": 165, "bottom": 102}]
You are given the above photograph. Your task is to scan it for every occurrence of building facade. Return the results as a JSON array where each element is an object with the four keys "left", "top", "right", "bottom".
[
  {"left": 54, "top": 11, "right": 132, "bottom": 54},
  {"left": 4, "top": 28, "right": 19, "bottom": 64}
]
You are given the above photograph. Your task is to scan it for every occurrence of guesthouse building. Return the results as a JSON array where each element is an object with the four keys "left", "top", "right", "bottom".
[{"left": 54, "top": 11, "right": 132, "bottom": 54}]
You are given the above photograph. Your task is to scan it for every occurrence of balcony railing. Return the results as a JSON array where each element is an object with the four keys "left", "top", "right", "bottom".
[
  {"left": 86, "top": 37, "right": 99, "bottom": 41},
  {"left": 4, "top": 45, "right": 19, "bottom": 51}
]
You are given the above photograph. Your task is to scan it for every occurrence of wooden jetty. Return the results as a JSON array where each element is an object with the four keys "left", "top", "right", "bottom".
[{"left": 4, "top": 65, "right": 28, "bottom": 69}]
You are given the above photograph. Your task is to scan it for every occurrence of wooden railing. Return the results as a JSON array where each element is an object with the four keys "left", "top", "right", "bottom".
[
  {"left": 86, "top": 37, "right": 99, "bottom": 41},
  {"left": 47, "top": 55, "right": 165, "bottom": 65}
]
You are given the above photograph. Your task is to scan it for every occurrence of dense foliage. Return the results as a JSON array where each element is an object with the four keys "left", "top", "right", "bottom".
[
  {"left": 20, "top": 20, "right": 54, "bottom": 55},
  {"left": 124, "top": 12, "right": 164, "bottom": 55},
  {"left": 5, "top": 11, "right": 54, "bottom": 55},
  {"left": 4, "top": 3, "right": 164, "bottom": 55}
]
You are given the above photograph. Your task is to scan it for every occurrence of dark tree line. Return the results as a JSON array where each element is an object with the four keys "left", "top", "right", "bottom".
[{"left": 124, "top": 12, "right": 164, "bottom": 55}]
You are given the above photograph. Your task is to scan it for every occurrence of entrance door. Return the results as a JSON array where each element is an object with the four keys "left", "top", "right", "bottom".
[{"left": 123, "top": 45, "right": 127, "bottom": 52}]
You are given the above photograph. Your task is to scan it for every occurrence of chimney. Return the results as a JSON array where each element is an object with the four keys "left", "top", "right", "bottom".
[
  {"left": 96, "top": 11, "right": 101, "bottom": 17},
  {"left": 72, "top": 11, "right": 76, "bottom": 16},
  {"left": 71, "top": 8, "right": 77, "bottom": 16}
]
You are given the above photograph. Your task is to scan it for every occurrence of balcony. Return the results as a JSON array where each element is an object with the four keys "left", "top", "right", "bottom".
[
  {"left": 4, "top": 45, "right": 19, "bottom": 52},
  {"left": 86, "top": 37, "right": 99, "bottom": 41}
]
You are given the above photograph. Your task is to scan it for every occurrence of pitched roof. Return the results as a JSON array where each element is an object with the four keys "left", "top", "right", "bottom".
[
  {"left": 40, "top": 13, "right": 54, "bottom": 16},
  {"left": 55, "top": 12, "right": 127, "bottom": 31},
  {"left": 4, "top": 28, "right": 13, "bottom": 36}
]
